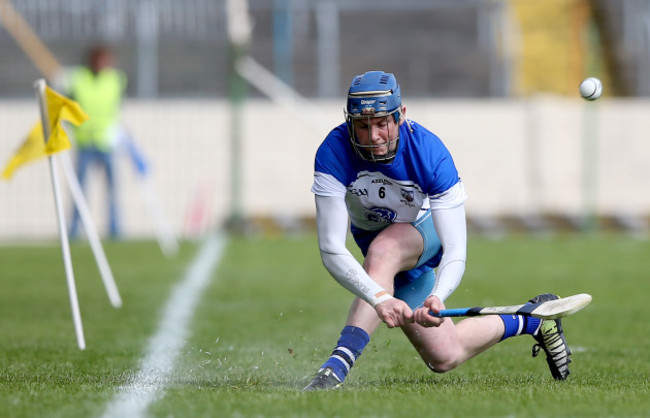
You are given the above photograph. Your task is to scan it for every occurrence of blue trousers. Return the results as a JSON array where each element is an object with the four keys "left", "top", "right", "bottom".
[{"left": 69, "top": 146, "right": 120, "bottom": 239}]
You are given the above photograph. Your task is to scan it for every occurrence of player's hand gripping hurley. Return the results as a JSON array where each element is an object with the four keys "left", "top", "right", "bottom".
[{"left": 431, "top": 293, "right": 592, "bottom": 320}]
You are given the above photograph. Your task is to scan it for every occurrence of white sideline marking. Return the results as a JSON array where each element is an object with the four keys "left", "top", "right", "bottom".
[{"left": 101, "top": 233, "right": 226, "bottom": 418}]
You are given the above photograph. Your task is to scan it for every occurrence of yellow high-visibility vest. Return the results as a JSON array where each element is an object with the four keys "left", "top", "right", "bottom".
[{"left": 69, "top": 67, "right": 126, "bottom": 151}]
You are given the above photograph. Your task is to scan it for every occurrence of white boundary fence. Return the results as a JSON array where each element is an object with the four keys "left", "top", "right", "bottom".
[{"left": 1, "top": 96, "right": 649, "bottom": 240}]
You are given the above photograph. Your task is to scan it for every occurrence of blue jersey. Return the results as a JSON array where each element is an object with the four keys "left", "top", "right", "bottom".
[{"left": 312, "top": 120, "right": 466, "bottom": 232}]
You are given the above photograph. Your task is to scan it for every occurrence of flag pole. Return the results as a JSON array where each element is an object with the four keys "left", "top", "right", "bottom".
[
  {"left": 120, "top": 127, "right": 179, "bottom": 258},
  {"left": 34, "top": 79, "right": 86, "bottom": 350},
  {"left": 59, "top": 152, "right": 123, "bottom": 307},
  {"left": 226, "top": 0, "right": 252, "bottom": 233},
  {"left": 137, "top": 174, "right": 179, "bottom": 258}
]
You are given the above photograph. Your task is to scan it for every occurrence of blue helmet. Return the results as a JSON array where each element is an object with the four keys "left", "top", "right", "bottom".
[{"left": 345, "top": 71, "right": 402, "bottom": 163}]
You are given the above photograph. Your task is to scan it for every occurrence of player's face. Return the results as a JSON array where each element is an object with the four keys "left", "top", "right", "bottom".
[
  {"left": 91, "top": 50, "right": 114, "bottom": 72},
  {"left": 352, "top": 114, "right": 400, "bottom": 157}
]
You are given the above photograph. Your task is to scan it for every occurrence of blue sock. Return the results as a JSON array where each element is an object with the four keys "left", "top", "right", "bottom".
[
  {"left": 499, "top": 314, "right": 541, "bottom": 341},
  {"left": 321, "top": 326, "right": 370, "bottom": 382}
]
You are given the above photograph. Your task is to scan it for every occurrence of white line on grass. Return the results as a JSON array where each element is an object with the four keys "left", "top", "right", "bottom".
[{"left": 101, "top": 233, "right": 226, "bottom": 418}]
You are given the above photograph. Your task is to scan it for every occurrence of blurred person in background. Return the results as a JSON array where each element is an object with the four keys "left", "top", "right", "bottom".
[
  {"left": 63, "top": 45, "right": 127, "bottom": 240},
  {"left": 304, "top": 70, "right": 572, "bottom": 390}
]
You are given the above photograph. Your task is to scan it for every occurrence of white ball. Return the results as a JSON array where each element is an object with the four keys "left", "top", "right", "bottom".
[{"left": 579, "top": 77, "right": 603, "bottom": 101}]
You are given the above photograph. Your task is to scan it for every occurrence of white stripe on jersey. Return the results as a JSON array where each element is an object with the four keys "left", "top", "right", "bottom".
[
  {"left": 429, "top": 182, "right": 468, "bottom": 210},
  {"left": 312, "top": 171, "right": 346, "bottom": 197}
]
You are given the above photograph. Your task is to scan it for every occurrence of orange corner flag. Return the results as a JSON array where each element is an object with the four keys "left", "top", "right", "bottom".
[{"left": 2, "top": 85, "right": 89, "bottom": 180}]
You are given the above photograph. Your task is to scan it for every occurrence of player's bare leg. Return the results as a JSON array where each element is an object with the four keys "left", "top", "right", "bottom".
[
  {"left": 342, "top": 223, "right": 509, "bottom": 375},
  {"left": 305, "top": 223, "right": 422, "bottom": 390},
  {"left": 347, "top": 222, "right": 423, "bottom": 329},
  {"left": 401, "top": 315, "right": 505, "bottom": 372},
  {"left": 364, "top": 223, "right": 507, "bottom": 372},
  {"left": 405, "top": 295, "right": 572, "bottom": 379}
]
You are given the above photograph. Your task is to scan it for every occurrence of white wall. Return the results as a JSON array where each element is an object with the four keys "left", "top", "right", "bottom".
[{"left": 1, "top": 96, "right": 648, "bottom": 240}]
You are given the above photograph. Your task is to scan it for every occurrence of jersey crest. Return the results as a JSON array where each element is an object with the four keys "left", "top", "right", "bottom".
[{"left": 365, "top": 206, "right": 397, "bottom": 224}]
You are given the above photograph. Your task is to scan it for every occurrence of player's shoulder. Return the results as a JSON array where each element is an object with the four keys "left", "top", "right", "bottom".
[
  {"left": 70, "top": 66, "right": 92, "bottom": 80},
  {"left": 316, "top": 124, "right": 352, "bottom": 160},
  {"left": 401, "top": 120, "right": 452, "bottom": 163},
  {"left": 400, "top": 120, "right": 460, "bottom": 192},
  {"left": 315, "top": 123, "right": 358, "bottom": 184},
  {"left": 320, "top": 123, "right": 349, "bottom": 146},
  {"left": 406, "top": 120, "right": 446, "bottom": 147}
]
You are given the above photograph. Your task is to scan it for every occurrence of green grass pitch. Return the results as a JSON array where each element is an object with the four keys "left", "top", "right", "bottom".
[{"left": 1, "top": 233, "right": 649, "bottom": 417}]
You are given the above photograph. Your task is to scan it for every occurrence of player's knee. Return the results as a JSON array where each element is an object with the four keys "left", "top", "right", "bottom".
[
  {"left": 421, "top": 349, "right": 461, "bottom": 373},
  {"left": 365, "top": 238, "right": 405, "bottom": 272},
  {"left": 425, "top": 359, "right": 458, "bottom": 374},
  {"left": 366, "top": 237, "right": 397, "bottom": 261}
]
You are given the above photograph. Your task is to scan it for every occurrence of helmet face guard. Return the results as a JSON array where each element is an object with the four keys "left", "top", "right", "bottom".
[{"left": 345, "top": 71, "right": 402, "bottom": 163}]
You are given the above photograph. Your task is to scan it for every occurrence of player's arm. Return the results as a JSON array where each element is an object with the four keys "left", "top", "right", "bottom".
[
  {"left": 429, "top": 203, "right": 467, "bottom": 303},
  {"left": 413, "top": 201, "right": 467, "bottom": 327},
  {"left": 420, "top": 181, "right": 468, "bottom": 313},
  {"left": 315, "top": 194, "right": 394, "bottom": 307}
]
